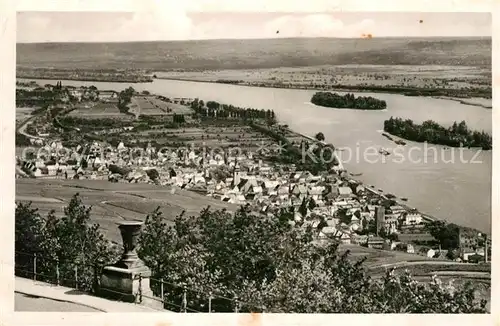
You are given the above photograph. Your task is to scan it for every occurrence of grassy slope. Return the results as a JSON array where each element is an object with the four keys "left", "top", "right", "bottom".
[
  {"left": 16, "top": 179, "right": 238, "bottom": 243},
  {"left": 17, "top": 37, "right": 491, "bottom": 70},
  {"left": 16, "top": 178, "right": 491, "bottom": 295}
]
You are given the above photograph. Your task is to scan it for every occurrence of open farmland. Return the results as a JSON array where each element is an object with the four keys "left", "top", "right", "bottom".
[
  {"left": 127, "top": 125, "right": 276, "bottom": 149},
  {"left": 149, "top": 97, "right": 193, "bottom": 115},
  {"left": 340, "top": 244, "right": 490, "bottom": 293},
  {"left": 16, "top": 107, "right": 34, "bottom": 122},
  {"left": 337, "top": 244, "right": 435, "bottom": 268},
  {"left": 68, "top": 102, "right": 130, "bottom": 119},
  {"left": 16, "top": 179, "right": 239, "bottom": 243},
  {"left": 16, "top": 179, "right": 439, "bottom": 267},
  {"left": 130, "top": 96, "right": 165, "bottom": 116},
  {"left": 157, "top": 64, "right": 491, "bottom": 94},
  {"left": 130, "top": 96, "right": 195, "bottom": 117}
]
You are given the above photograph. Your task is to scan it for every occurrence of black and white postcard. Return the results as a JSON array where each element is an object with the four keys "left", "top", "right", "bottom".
[{"left": 0, "top": 1, "right": 496, "bottom": 325}]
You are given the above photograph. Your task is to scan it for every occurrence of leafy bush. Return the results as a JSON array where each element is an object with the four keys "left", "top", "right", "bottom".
[
  {"left": 146, "top": 169, "right": 160, "bottom": 181},
  {"left": 384, "top": 117, "right": 492, "bottom": 150},
  {"left": 15, "top": 195, "right": 120, "bottom": 291},
  {"left": 138, "top": 206, "right": 488, "bottom": 313},
  {"left": 311, "top": 92, "right": 387, "bottom": 110},
  {"left": 315, "top": 132, "right": 325, "bottom": 141},
  {"left": 15, "top": 194, "right": 488, "bottom": 313}
]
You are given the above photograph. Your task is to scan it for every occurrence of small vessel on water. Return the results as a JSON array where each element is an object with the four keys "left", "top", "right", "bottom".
[
  {"left": 379, "top": 148, "right": 391, "bottom": 155},
  {"left": 350, "top": 172, "right": 363, "bottom": 176},
  {"left": 382, "top": 133, "right": 394, "bottom": 141},
  {"left": 401, "top": 197, "right": 408, "bottom": 202},
  {"left": 394, "top": 139, "right": 406, "bottom": 146}
]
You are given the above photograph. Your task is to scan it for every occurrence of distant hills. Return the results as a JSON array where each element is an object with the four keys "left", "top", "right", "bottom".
[{"left": 17, "top": 37, "right": 491, "bottom": 70}]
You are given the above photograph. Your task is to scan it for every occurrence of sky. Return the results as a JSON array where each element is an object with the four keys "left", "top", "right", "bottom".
[{"left": 17, "top": 11, "right": 491, "bottom": 43}]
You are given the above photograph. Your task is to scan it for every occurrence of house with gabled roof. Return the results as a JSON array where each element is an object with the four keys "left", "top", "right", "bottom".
[
  {"left": 268, "top": 194, "right": 280, "bottom": 206},
  {"left": 261, "top": 180, "right": 280, "bottom": 194},
  {"left": 308, "top": 186, "right": 324, "bottom": 201},
  {"left": 338, "top": 186, "right": 353, "bottom": 199},
  {"left": 355, "top": 185, "right": 366, "bottom": 195},
  {"left": 291, "top": 184, "right": 308, "bottom": 198},
  {"left": 237, "top": 177, "right": 259, "bottom": 194},
  {"left": 277, "top": 185, "right": 290, "bottom": 199},
  {"left": 314, "top": 199, "right": 326, "bottom": 208},
  {"left": 318, "top": 226, "right": 337, "bottom": 239},
  {"left": 290, "top": 171, "right": 305, "bottom": 181},
  {"left": 334, "top": 230, "right": 352, "bottom": 244}
]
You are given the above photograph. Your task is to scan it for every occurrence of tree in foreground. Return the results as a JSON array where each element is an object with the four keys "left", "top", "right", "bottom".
[
  {"left": 14, "top": 194, "right": 488, "bottom": 313},
  {"left": 15, "top": 195, "right": 120, "bottom": 291},
  {"left": 315, "top": 132, "right": 325, "bottom": 142},
  {"left": 138, "top": 206, "right": 488, "bottom": 313}
]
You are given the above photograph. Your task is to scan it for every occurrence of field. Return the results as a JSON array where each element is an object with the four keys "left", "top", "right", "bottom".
[
  {"left": 17, "top": 37, "right": 491, "bottom": 71},
  {"left": 16, "top": 179, "right": 238, "bottom": 243},
  {"left": 125, "top": 123, "right": 288, "bottom": 150},
  {"left": 341, "top": 243, "right": 491, "bottom": 306},
  {"left": 15, "top": 179, "right": 491, "bottom": 308},
  {"left": 68, "top": 102, "right": 130, "bottom": 119},
  {"left": 156, "top": 64, "right": 491, "bottom": 86},
  {"left": 129, "top": 96, "right": 194, "bottom": 117},
  {"left": 16, "top": 107, "right": 33, "bottom": 122},
  {"left": 15, "top": 179, "right": 446, "bottom": 264},
  {"left": 155, "top": 64, "right": 491, "bottom": 99},
  {"left": 338, "top": 244, "right": 435, "bottom": 268}
]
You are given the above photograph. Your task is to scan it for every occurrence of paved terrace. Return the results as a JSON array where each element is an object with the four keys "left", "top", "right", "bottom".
[{"left": 15, "top": 277, "right": 170, "bottom": 313}]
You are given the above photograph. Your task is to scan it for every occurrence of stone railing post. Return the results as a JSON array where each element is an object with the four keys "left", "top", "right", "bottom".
[{"left": 99, "top": 221, "right": 160, "bottom": 308}]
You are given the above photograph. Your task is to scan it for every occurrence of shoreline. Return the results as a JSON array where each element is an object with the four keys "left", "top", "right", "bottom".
[
  {"left": 17, "top": 75, "right": 491, "bottom": 100},
  {"left": 16, "top": 79, "right": 490, "bottom": 234},
  {"left": 153, "top": 76, "right": 492, "bottom": 100},
  {"left": 16, "top": 75, "right": 153, "bottom": 84},
  {"left": 432, "top": 96, "right": 492, "bottom": 109},
  {"left": 288, "top": 129, "right": 443, "bottom": 224},
  {"left": 284, "top": 127, "right": 491, "bottom": 235},
  {"left": 383, "top": 129, "right": 492, "bottom": 152}
]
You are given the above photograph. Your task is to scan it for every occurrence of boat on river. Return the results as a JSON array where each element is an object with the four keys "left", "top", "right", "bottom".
[
  {"left": 401, "top": 197, "right": 408, "bottom": 202},
  {"left": 379, "top": 148, "right": 391, "bottom": 155},
  {"left": 395, "top": 139, "right": 406, "bottom": 146},
  {"left": 382, "top": 133, "right": 394, "bottom": 141},
  {"left": 349, "top": 172, "right": 363, "bottom": 176}
]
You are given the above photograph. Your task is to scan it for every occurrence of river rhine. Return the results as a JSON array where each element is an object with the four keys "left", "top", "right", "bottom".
[{"left": 20, "top": 78, "right": 492, "bottom": 232}]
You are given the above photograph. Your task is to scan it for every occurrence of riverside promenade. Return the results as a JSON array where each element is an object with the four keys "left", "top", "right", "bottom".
[
  {"left": 290, "top": 127, "right": 437, "bottom": 222},
  {"left": 362, "top": 185, "right": 438, "bottom": 223},
  {"left": 298, "top": 127, "right": 441, "bottom": 224},
  {"left": 15, "top": 277, "right": 169, "bottom": 313}
]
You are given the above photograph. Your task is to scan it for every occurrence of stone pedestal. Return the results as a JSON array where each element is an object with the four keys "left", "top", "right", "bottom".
[{"left": 100, "top": 221, "right": 160, "bottom": 308}]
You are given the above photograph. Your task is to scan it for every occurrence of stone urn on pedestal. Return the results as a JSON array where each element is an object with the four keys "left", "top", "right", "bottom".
[{"left": 100, "top": 221, "right": 156, "bottom": 304}]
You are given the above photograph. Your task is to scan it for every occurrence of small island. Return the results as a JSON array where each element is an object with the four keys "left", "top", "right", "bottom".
[
  {"left": 311, "top": 92, "right": 387, "bottom": 110},
  {"left": 384, "top": 117, "right": 492, "bottom": 150}
]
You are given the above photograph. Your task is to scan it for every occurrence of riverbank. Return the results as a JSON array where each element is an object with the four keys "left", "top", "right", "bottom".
[
  {"left": 432, "top": 96, "right": 492, "bottom": 109},
  {"left": 285, "top": 127, "right": 441, "bottom": 225},
  {"left": 155, "top": 76, "right": 491, "bottom": 99},
  {"left": 16, "top": 77, "right": 492, "bottom": 233},
  {"left": 17, "top": 75, "right": 154, "bottom": 83},
  {"left": 16, "top": 68, "right": 153, "bottom": 83},
  {"left": 383, "top": 116, "right": 492, "bottom": 150}
]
